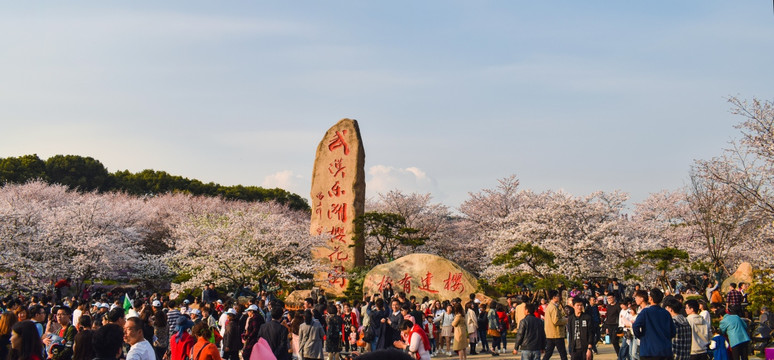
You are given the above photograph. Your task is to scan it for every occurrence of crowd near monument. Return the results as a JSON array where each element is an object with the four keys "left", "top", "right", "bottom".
[{"left": 3, "top": 112, "right": 774, "bottom": 360}]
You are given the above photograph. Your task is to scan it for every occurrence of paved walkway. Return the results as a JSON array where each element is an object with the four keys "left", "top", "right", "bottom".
[{"left": 433, "top": 343, "right": 619, "bottom": 360}]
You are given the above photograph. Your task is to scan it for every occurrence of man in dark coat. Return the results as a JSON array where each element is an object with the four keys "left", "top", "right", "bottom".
[
  {"left": 567, "top": 298, "right": 595, "bottom": 360},
  {"left": 513, "top": 302, "right": 546, "bottom": 360},
  {"left": 257, "top": 306, "right": 290, "bottom": 360}
]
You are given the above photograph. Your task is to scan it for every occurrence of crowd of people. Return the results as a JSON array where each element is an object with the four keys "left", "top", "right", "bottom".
[{"left": 0, "top": 276, "right": 771, "bottom": 360}]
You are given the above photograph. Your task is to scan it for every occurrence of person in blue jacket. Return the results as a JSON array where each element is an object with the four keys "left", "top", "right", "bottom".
[
  {"left": 632, "top": 288, "right": 675, "bottom": 360},
  {"left": 719, "top": 305, "right": 750, "bottom": 360}
]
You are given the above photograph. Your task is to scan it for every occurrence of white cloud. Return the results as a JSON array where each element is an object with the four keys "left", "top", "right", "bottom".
[
  {"left": 367, "top": 165, "right": 439, "bottom": 197},
  {"left": 262, "top": 170, "right": 306, "bottom": 195}
]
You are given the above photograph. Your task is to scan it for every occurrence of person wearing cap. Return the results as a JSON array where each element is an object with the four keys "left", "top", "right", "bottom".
[
  {"left": 169, "top": 316, "right": 195, "bottom": 360},
  {"left": 241, "top": 305, "right": 264, "bottom": 360},
  {"left": 221, "top": 309, "right": 242, "bottom": 360},
  {"left": 180, "top": 300, "right": 190, "bottom": 316},
  {"left": 94, "top": 304, "right": 109, "bottom": 328},
  {"left": 189, "top": 309, "right": 201, "bottom": 324}
]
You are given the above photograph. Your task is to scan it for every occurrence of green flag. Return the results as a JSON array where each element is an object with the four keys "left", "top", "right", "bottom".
[{"left": 123, "top": 293, "right": 132, "bottom": 312}]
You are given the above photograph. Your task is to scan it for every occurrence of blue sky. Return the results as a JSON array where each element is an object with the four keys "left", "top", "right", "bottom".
[{"left": 1, "top": 1, "right": 772, "bottom": 209}]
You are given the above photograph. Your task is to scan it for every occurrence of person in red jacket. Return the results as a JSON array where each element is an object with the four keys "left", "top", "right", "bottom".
[{"left": 169, "top": 317, "right": 195, "bottom": 360}]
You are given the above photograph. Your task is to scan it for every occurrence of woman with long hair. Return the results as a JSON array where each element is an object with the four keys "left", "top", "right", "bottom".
[
  {"left": 487, "top": 301, "right": 501, "bottom": 356},
  {"left": 451, "top": 304, "right": 468, "bottom": 360},
  {"left": 436, "top": 304, "right": 454, "bottom": 356},
  {"left": 289, "top": 311, "right": 304, "bottom": 360},
  {"left": 153, "top": 309, "right": 169, "bottom": 360},
  {"left": 0, "top": 312, "right": 19, "bottom": 360},
  {"left": 496, "top": 304, "right": 509, "bottom": 353},
  {"left": 71, "top": 330, "right": 94, "bottom": 360},
  {"left": 10, "top": 321, "right": 43, "bottom": 360},
  {"left": 464, "top": 302, "right": 478, "bottom": 355}
]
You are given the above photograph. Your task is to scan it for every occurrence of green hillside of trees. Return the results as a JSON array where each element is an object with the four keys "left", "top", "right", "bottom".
[{"left": 0, "top": 154, "right": 309, "bottom": 211}]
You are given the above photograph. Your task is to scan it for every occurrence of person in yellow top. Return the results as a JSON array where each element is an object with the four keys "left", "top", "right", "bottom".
[
  {"left": 452, "top": 304, "right": 468, "bottom": 360},
  {"left": 514, "top": 296, "right": 528, "bottom": 333},
  {"left": 190, "top": 322, "right": 222, "bottom": 360},
  {"left": 543, "top": 290, "right": 568, "bottom": 360}
]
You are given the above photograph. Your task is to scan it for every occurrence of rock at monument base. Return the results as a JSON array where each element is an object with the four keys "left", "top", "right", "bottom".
[
  {"left": 285, "top": 290, "right": 312, "bottom": 309},
  {"left": 722, "top": 262, "right": 754, "bottom": 291},
  {"left": 363, "top": 253, "right": 478, "bottom": 300}
]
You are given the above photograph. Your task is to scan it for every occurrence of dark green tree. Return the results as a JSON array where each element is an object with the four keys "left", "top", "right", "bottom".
[
  {"left": 492, "top": 243, "right": 571, "bottom": 299},
  {"left": 0, "top": 153, "right": 310, "bottom": 210},
  {"left": 634, "top": 247, "right": 689, "bottom": 291},
  {"left": 45, "top": 155, "right": 110, "bottom": 191},
  {"left": 0, "top": 154, "right": 48, "bottom": 183},
  {"left": 353, "top": 211, "right": 427, "bottom": 266}
]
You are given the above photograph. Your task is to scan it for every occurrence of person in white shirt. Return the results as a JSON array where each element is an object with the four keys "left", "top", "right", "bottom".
[
  {"left": 685, "top": 300, "right": 710, "bottom": 360},
  {"left": 394, "top": 320, "right": 431, "bottom": 360},
  {"left": 124, "top": 318, "right": 156, "bottom": 360},
  {"left": 72, "top": 302, "right": 84, "bottom": 330}
]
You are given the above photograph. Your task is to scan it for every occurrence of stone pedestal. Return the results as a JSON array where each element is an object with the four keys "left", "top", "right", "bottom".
[{"left": 363, "top": 253, "right": 478, "bottom": 300}]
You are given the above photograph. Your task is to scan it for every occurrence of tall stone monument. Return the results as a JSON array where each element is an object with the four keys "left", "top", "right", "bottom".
[{"left": 310, "top": 119, "right": 366, "bottom": 295}]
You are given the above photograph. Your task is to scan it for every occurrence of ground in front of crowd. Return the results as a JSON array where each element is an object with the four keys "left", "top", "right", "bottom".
[{"left": 433, "top": 343, "right": 619, "bottom": 360}]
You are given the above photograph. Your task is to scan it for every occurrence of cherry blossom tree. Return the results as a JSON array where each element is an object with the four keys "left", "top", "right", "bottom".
[
  {"left": 0, "top": 181, "right": 171, "bottom": 295},
  {"left": 696, "top": 97, "right": 774, "bottom": 217},
  {"left": 170, "top": 202, "right": 322, "bottom": 294},
  {"left": 462, "top": 176, "right": 629, "bottom": 282}
]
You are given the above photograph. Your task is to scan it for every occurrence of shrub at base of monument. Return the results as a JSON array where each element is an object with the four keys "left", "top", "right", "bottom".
[{"left": 363, "top": 253, "right": 478, "bottom": 300}]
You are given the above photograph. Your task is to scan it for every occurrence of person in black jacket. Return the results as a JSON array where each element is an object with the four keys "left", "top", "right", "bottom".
[
  {"left": 567, "top": 297, "right": 595, "bottom": 360},
  {"left": 221, "top": 310, "right": 242, "bottom": 360},
  {"left": 586, "top": 296, "right": 601, "bottom": 354},
  {"left": 513, "top": 303, "right": 546, "bottom": 360},
  {"left": 257, "top": 306, "right": 290, "bottom": 360},
  {"left": 477, "top": 303, "right": 490, "bottom": 354},
  {"left": 325, "top": 305, "right": 344, "bottom": 360},
  {"left": 604, "top": 294, "right": 622, "bottom": 356},
  {"left": 366, "top": 298, "right": 388, "bottom": 351}
]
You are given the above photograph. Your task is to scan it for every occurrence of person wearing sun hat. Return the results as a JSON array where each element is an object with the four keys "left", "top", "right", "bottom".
[
  {"left": 242, "top": 305, "right": 264, "bottom": 360},
  {"left": 222, "top": 309, "right": 242, "bottom": 360},
  {"left": 169, "top": 316, "right": 195, "bottom": 360}
]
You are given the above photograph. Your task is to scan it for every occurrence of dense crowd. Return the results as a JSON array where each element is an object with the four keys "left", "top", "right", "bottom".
[{"left": 0, "top": 276, "right": 771, "bottom": 360}]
